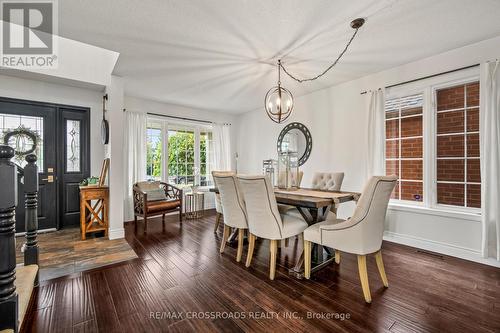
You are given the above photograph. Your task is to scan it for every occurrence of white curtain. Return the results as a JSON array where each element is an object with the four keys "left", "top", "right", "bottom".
[
  {"left": 366, "top": 89, "right": 386, "bottom": 178},
  {"left": 212, "top": 123, "right": 232, "bottom": 171},
  {"left": 123, "top": 111, "right": 147, "bottom": 221},
  {"left": 480, "top": 60, "right": 500, "bottom": 261}
]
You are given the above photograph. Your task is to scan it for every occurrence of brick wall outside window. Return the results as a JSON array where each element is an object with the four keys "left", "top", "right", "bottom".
[
  {"left": 436, "top": 82, "right": 481, "bottom": 208},
  {"left": 385, "top": 94, "right": 423, "bottom": 202}
]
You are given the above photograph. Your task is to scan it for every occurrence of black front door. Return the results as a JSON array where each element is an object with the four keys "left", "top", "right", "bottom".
[
  {"left": 0, "top": 97, "right": 90, "bottom": 232},
  {"left": 59, "top": 108, "right": 90, "bottom": 227}
]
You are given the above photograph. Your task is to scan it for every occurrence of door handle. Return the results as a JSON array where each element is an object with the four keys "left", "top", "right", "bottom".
[{"left": 42, "top": 175, "right": 54, "bottom": 183}]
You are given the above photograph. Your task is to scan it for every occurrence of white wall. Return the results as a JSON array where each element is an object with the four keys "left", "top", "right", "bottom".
[
  {"left": 0, "top": 74, "right": 105, "bottom": 175},
  {"left": 236, "top": 35, "right": 500, "bottom": 267},
  {"left": 106, "top": 76, "right": 125, "bottom": 239},
  {"left": 124, "top": 95, "right": 239, "bottom": 211}
]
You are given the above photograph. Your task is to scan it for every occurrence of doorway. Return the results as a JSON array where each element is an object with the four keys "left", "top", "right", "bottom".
[{"left": 0, "top": 97, "right": 90, "bottom": 232}]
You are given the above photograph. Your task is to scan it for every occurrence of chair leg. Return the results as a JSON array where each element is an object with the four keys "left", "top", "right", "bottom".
[
  {"left": 162, "top": 214, "right": 165, "bottom": 224},
  {"left": 179, "top": 208, "right": 182, "bottom": 223},
  {"left": 269, "top": 240, "right": 278, "bottom": 280},
  {"left": 144, "top": 213, "right": 148, "bottom": 230},
  {"left": 335, "top": 250, "right": 341, "bottom": 264},
  {"left": 220, "top": 225, "right": 230, "bottom": 253},
  {"left": 246, "top": 233, "right": 256, "bottom": 267},
  {"left": 304, "top": 240, "right": 312, "bottom": 279},
  {"left": 236, "top": 228, "right": 244, "bottom": 262},
  {"left": 214, "top": 213, "right": 222, "bottom": 233},
  {"left": 357, "top": 255, "right": 372, "bottom": 303},
  {"left": 285, "top": 238, "right": 289, "bottom": 247},
  {"left": 375, "top": 250, "right": 389, "bottom": 287}
]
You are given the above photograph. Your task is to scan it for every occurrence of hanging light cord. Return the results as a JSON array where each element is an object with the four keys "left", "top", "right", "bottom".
[{"left": 279, "top": 18, "right": 364, "bottom": 83}]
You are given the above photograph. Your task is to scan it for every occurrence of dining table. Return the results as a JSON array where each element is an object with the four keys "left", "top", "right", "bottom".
[{"left": 210, "top": 186, "right": 361, "bottom": 279}]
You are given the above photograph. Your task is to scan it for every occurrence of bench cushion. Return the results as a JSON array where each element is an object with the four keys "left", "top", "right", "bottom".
[
  {"left": 146, "top": 199, "right": 181, "bottom": 213},
  {"left": 15, "top": 265, "right": 38, "bottom": 329}
]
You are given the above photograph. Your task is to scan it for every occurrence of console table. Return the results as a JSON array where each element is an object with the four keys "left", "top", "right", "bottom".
[{"left": 79, "top": 185, "right": 109, "bottom": 240}]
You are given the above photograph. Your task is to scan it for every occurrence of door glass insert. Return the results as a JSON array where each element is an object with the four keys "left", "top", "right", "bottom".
[
  {"left": 66, "top": 119, "right": 81, "bottom": 172},
  {"left": 0, "top": 113, "right": 44, "bottom": 171}
]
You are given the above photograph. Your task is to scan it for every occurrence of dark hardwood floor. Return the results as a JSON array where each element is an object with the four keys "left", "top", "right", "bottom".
[{"left": 22, "top": 211, "right": 500, "bottom": 333}]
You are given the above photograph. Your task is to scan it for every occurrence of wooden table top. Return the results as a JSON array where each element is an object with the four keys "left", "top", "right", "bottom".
[
  {"left": 210, "top": 187, "right": 360, "bottom": 209},
  {"left": 79, "top": 185, "right": 109, "bottom": 190}
]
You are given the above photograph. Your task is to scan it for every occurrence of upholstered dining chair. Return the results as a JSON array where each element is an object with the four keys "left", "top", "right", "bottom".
[
  {"left": 214, "top": 192, "right": 223, "bottom": 232},
  {"left": 311, "top": 171, "right": 345, "bottom": 220},
  {"left": 311, "top": 172, "right": 344, "bottom": 191},
  {"left": 303, "top": 175, "right": 397, "bottom": 303},
  {"left": 212, "top": 172, "right": 248, "bottom": 262},
  {"left": 212, "top": 171, "right": 234, "bottom": 233},
  {"left": 238, "top": 175, "right": 308, "bottom": 280},
  {"left": 277, "top": 171, "right": 304, "bottom": 215}
]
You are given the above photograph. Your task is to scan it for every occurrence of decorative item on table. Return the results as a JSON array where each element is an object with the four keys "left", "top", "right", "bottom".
[
  {"left": 262, "top": 159, "right": 277, "bottom": 186},
  {"left": 79, "top": 176, "right": 99, "bottom": 186},
  {"left": 277, "top": 151, "right": 299, "bottom": 190},
  {"left": 190, "top": 166, "right": 201, "bottom": 193}
]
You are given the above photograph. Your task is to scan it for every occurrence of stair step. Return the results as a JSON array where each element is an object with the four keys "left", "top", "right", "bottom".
[{"left": 15, "top": 265, "right": 38, "bottom": 330}]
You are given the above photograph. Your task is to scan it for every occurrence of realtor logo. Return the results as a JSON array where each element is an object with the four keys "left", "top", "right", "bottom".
[{"left": 1, "top": 0, "right": 58, "bottom": 68}]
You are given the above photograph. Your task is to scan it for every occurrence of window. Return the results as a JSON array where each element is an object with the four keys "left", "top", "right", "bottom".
[
  {"left": 66, "top": 120, "right": 81, "bottom": 172},
  {"left": 146, "top": 120, "right": 213, "bottom": 188},
  {"left": 385, "top": 94, "right": 424, "bottom": 202},
  {"left": 167, "top": 128, "right": 195, "bottom": 186},
  {"left": 385, "top": 75, "right": 481, "bottom": 211},
  {"left": 436, "top": 82, "right": 480, "bottom": 208},
  {"left": 146, "top": 125, "right": 162, "bottom": 181},
  {"left": 200, "top": 130, "right": 214, "bottom": 186},
  {"left": 0, "top": 113, "right": 44, "bottom": 171}
]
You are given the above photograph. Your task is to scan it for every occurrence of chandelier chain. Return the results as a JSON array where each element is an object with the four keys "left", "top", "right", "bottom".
[{"left": 279, "top": 27, "right": 360, "bottom": 83}]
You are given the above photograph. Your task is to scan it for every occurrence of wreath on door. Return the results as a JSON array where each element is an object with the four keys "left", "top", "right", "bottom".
[{"left": 2, "top": 125, "right": 40, "bottom": 160}]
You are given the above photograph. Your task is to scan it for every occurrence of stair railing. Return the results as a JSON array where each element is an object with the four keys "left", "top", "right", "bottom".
[
  {"left": 23, "top": 154, "right": 39, "bottom": 286},
  {"left": 0, "top": 146, "right": 40, "bottom": 332},
  {"left": 0, "top": 145, "right": 19, "bottom": 331}
]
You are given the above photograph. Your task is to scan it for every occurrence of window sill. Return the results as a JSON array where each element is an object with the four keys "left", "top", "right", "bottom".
[{"left": 388, "top": 203, "right": 481, "bottom": 222}]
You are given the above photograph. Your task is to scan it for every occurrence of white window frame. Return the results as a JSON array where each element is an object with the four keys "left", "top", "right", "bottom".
[
  {"left": 385, "top": 67, "right": 481, "bottom": 215},
  {"left": 146, "top": 116, "right": 213, "bottom": 189}
]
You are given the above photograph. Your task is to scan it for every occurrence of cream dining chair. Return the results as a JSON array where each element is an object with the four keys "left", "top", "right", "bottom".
[
  {"left": 282, "top": 172, "right": 345, "bottom": 220},
  {"left": 277, "top": 170, "right": 304, "bottom": 215},
  {"left": 212, "top": 171, "right": 234, "bottom": 233},
  {"left": 238, "top": 175, "right": 308, "bottom": 280},
  {"left": 311, "top": 172, "right": 344, "bottom": 191},
  {"left": 311, "top": 171, "right": 345, "bottom": 221},
  {"left": 212, "top": 172, "right": 248, "bottom": 262},
  {"left": 303, "top": 175, "right": 397, "bottom": 303}
]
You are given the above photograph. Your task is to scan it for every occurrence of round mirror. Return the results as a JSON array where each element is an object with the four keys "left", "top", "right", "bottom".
[{"left": 277, "top": 122, "right": 312, "bottom": 166}]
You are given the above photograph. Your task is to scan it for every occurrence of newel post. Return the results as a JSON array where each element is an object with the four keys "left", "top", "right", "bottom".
[
  {"left": 24, "top": 154, "right": 39, "bottom": 286},
  {"left": 0, "top": 145, "right": 19, "bottom": 331}
]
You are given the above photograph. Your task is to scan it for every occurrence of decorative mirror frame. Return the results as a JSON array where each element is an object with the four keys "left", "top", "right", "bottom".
[{"left": 277, "top": 122, "right": 312, "bottom": 166}]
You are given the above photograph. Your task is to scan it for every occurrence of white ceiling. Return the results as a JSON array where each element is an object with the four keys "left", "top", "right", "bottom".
[{"left": 58, "top": 0, "right": 500, "bottom": 114}]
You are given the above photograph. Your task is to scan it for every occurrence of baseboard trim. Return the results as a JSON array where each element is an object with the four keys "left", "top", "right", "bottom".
[
  {"left": 108, "top": 228, "right": 125, "bottom": 240},
  {"left": 383, "top": 231, "right": 500, "bottom": 268}
]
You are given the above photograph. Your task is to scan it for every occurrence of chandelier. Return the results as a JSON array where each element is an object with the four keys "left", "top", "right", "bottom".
[
  {"left": 265, "top": 59, "right": 294, "bottom": 123},
  {"left": 265, "top": 18, "right": 365, "bottom": 123}
]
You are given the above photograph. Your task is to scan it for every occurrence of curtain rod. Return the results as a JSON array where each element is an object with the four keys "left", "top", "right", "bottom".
[
  {"left": 360, "top": 63, "right": 480, "bottom": 95},
  {"left": 147, "top": 112, "right": 213, "bottom": 124},
  {"left": 122, "top": 110, "right": 231, "bottom": 126}
]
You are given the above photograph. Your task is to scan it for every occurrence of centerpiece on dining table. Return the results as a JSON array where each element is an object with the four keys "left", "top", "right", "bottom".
[{"left": 277, "top": 151, "right": 300, "bottom": 190}]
